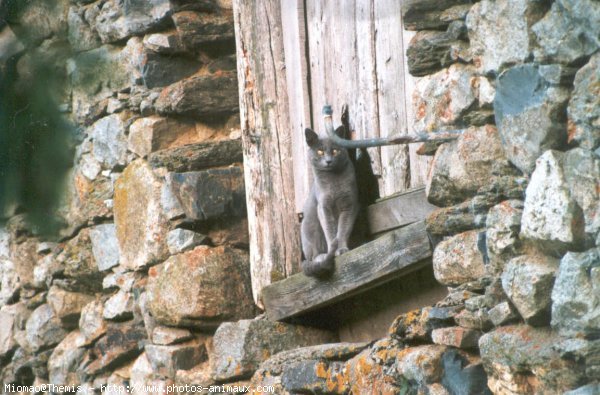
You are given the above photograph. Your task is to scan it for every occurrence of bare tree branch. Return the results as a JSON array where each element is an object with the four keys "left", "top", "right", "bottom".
[{"left": 322, "top": 105, "right": 463, "bottom": 149}]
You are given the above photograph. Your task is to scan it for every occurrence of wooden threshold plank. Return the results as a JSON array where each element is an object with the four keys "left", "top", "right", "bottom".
[
  {"left": 367, "top": 187, "right": 437, "bottom": 235},
  {"left": 262, "top": 221, "right": 432, "bottom": 321}
]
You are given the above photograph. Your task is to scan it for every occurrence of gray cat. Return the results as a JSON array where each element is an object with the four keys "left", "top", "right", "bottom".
[{"left": 301, "top": 128, "right": 359, "bottom": 277}]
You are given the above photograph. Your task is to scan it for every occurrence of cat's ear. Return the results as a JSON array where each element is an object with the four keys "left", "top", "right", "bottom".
[
  {"left": 305, "top": 128, "right": 319, "bottom": 147},
  {"left": 334, "top": 126, "right": 347, "bottom": 139}
]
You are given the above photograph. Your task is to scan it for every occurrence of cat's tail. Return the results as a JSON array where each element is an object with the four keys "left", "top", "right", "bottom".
[{"left": 301, "top": 253, "right": 335, "bottom": 278}]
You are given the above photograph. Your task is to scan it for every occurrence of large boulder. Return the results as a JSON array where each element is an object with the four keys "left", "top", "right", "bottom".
[
  {"left": 114, "top": 160, "right": 170, "bottom": 271},
  {"left": 147, "top": 246, "right": 255, "bottom": 328},
  {"left": 501, "top": 254, "right": 559, "bottom": 326},
  {"left": 551, "top": 248, "right": 600, "bottom": 338},
  {"left": 521, "top": 150, "right": 586, "bottom": 254},
  {"left": 479, "top": 325, "right": 585, "bottom": 394},
  {"left": 92, "top": 0, "right": 172, "bottom": 44},
  {"left": 494, "top": 64, "right": 570, "bottom": 174},
  {"left": 426, "top": 125, "right": 508, "bottom": 206},
  {"left": 212, "top": 319, "right": 337, "bottom": 381},
  {"left": 567, "top": 53, "right": 600, "bottom": 150},
  {"left": 433, "top": 230, "right": 487, "bottom": 286},
  {"left": 532, "top": 0, "right": 600, "bottom": 65},
  {"left": 466, "top": 0, "right": 547, "bottom": 75}
]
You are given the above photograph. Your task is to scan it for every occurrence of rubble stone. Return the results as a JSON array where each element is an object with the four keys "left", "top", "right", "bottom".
[
  {"left": 431, "top": 327, "right": 482, "bottom": 349},
  {"left": 212, "top": 319, "right": 337, "bottom": 381},
  {"left": 114, "top": 160, "right": 170, "bottom": 270},
  {"left": 501, "top": 254, "right": 559, "bottom": 326},
  {"left": 167, "top": 229, "right": 207, "bottom": 255},
  {"left": 79, "top": 299, "right": 107, "bottom": 344},
  {"left": 532, "top": 0, "right": 600, "bottom": 65},
  {"left": 563, "top": 148, "right": 600, "bottom": 237},
  {"left": 433, "top": 230, "right": 487, "bottom": 286},
  {"left": 521, "top": 150, "right": 586, "bottom": 254},
  {"left": 147, "top": 246, "right": 255, "bottom": 328},
  {"left": 485, "top": 200, "right": 523, "bottom": 274},
  {"left": 466, "top": 0, "right": 547, "bottom": 75},
  {"left": 172, "top": 11, "right": 235, "bottom": 50},
  {"left": 48, "top": 330, "right": 86, "bottom": 387},
  {"left": 567, "top": 53, "right": 600, "bottom": 150},
  {"left": 145, "top": 341, "right": 206, "bottom": 378},
  {"left": 151, "top": 326, "right": 193, "bottom": 345},
  {"left": 47, "top": 286, "right": 95, "bottom": 328},
  {"left": 89, "top": 223, "right": 120, "bottom": 272},
  {"left": 426, "top": 125, "right": 508, "bottom": 206},
  {"left": 552, "top": 248, "right": 600, "bottom": 338},
  {"left": 25, "top": 304, "right": 68, "bottom": 353}
]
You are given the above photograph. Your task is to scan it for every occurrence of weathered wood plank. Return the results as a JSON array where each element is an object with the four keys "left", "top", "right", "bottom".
[
  {"left": 403, "top": 27, "right": 433, "bottom": 188},
  {"left": 375, "top": 0, "right": 411, "bottom": 197},
  {"left": 262, "top": 220, "right": 432, "bottom": 321},
  {"left": 282, "top": 0, "right": 313, "bottom": 214},
  {"left": 367, "top": 187, "right": 438, "bottom": 235},
  {"left": 233, "top": 0, "right": 301, "bottom": 308}
]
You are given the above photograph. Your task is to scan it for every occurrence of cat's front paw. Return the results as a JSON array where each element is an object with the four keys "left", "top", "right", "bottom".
[
  {"left": 302, "top": 258, "right": 334, "bottom": 278},
  {"left": 335, "top": 247, "right": 349, "bottom": 256},
  {"left": 314, "top": 253, "right": 329, "bottom": 263}
]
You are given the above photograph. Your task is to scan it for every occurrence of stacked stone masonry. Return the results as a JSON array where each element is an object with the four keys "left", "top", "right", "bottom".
[{"left": 0, "top": 0, "right": 599, "bottom": 394}]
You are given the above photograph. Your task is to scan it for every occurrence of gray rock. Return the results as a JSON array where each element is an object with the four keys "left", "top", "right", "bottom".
[
  {"left": 145, "top": 341, "right": 206, "bottom": 378},
  {"left": 130, "top": 353, "right": 156, "bottom": 395},
  {"left": 89, "top": 113, "right": 130, "bottom": 170},
  {"left": 552, "top": 248, "right": 600, "bottom": 338},
  {"left": 564, "top": 148, "right": 600, "bottom": 237},
  {"left": 439, "top": 350, "right": 491, "bottom": 395},
  {"left": 167, "top": 166, "right": 246, "bottom": 222},
  {"left": 455, "top": 308, "right": 493, "bottom": 331},
  {"left": 11, "top": 0, "right": 69, "bottom": 45},
  {"left": 154, "top": 72, "right": 239, "bottom": 117},
  {"left": 567, "top": 53, "right": 600, "bottom": 150},
  {"left": 212, "top": 319, "right": 337, "bottom": 381},
  {"left": 167, "top": 229, "right": 207, "bottom": 254},
  {"left": 89, "top": 223, "right": 120, "bottom": 272},
  {"left": 128, "top": 116, "right": 201, "bottom": 158},
  {"left": 55, "top": 228, "right": 103, "bottom": 292},
  {"left": 172, "top": 11, "right": 235, "bottom": 50},
  {"left": 123, "top": 37, "right": 201, "bottom": 89},
  {"left": 114, "top": 160, "right": 170, "bottom": 271},
  {"left": 564, "top": 383, "right": 600, "bottom": 395},
  {"left": 48, "top": 330, "right": 86, "bottom": 387},
  {"left": 0, "top": 303, "right": 29, "bottom": 359},
  {"left": 67, "top": 5, "right": 102, "bottom": 52},
  {"left": 281, "top": 360, "right": 347, "bottom": 394},
  {"left": 488, "top": 301, "right": 519, "bottom": 327},
  {"left": 402, "top": 0, "right": 473, "bottom": 30},
  {"left": 47, "top": 286, "right": 95, "bottom": 328},
  {"left": 69, "top": 45, "right": 130, "bottom": 125},
  {"left": 25, "top": 304, "right": 68, "bottom": 353},
  {"left": 148, "top": 139, "right": 243, "bottom": 173},
  {"left": 426, "top": 125, "right": 509, "bottom": 206},
  {"left": 521, "top": 150, "right": 586, "bottom": 254},
  {"left": 160, "top": 177, "right": 186, "bottom": 220},
  {"left": 412, "top": 65, "right": 477, "bottom": 133},
  {"left": 84, "top": 322, "right": 147, "bottom": 376},
  {"left": 147, "top": 246, "right": 255, "bottom": 329},
  {"left": 93, "top": 0, "right": 172, "bottom": 44},
  {"left": 389, "top": 306, "right": 459, "bottom": 342},
  {"left": 479, "top": 325, "right": 585, "bottom": 394},
  {"left": 485, "top": 200, "right": 523, "bottom": 275},
  {"left": 431, "top": 327, "right": 482, "bottom": 349},
  {"left": 103, "top": 291, "right": 135, "bottom": 321},
  {"left": 79, "top": 299, "right": 107, "bottom": 344},
  {"left": 0, "top": 258, "right": 20, "bottom": 307},
  {"left": 143, "top": 32, "right": 184, "bottom": 54},
  {"left": 533, "top": 0, "right": 600, "bottom": 65},
  {"left": 406, "top": 30, "right": 468, "bottom": 77},
  {"left": 433, "top": 230, "right": 487, "bottom": 286},
  {"left": 501, "top": 254, "right": 559, "bottom": 326},
  {"left": 494, "top": 64, "right": 571, "bottom": 174},
  {"left": 466, "top": 0, "right": 546, "bottom": 75},
  {"left": 151, "top": 326, "right": 193, "bottom": 345}
]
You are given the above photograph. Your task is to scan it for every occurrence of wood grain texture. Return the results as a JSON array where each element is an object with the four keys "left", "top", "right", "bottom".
[
  {"left": 262, "top": 220, "right": 432, "bottom": 321},
  {"left": 367, "top": 187, "right": 438, "bottom": 235},
  {"left": 233, "top": 0, "right": 301, "bottom": 308}
]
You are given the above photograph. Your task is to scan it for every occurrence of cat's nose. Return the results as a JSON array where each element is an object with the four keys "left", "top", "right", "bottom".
[{"left": 325, "top": 159, "right": 332, "bottom": 165}]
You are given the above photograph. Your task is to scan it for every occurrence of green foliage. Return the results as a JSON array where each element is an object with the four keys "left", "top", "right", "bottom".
[{"left": 0, "top": 52, "right": 73, "bottom": 236}]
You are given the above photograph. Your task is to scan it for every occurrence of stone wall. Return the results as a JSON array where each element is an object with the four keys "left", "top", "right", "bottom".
[
  {"left": 0, "top": 0, "right": 598, "bottom": 394},
  {"left": 247, "top": 0, "right": 599, "bottom": 393}
]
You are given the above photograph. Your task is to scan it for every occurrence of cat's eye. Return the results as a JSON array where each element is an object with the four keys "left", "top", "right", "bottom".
[
  {"left": 332, "top": 149, "right": 339, "bottom": 156},
  {"left": 317, "top": 150, "right": 324, "bottom": 156}
]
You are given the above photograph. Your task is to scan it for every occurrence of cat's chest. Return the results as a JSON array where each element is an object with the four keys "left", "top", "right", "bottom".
[{"left": 313, "top": 172, "right": 356, "bottom": 207}]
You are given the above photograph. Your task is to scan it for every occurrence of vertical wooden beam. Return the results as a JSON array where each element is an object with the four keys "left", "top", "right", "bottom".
[
  {"left": 233, "top": 0, "right": 301, "bottom": 308},
  {"left": 281, "top": 0, "right": 313, "bottom": 214},
  {"left": 374, "top": 0, "right": 411, "bottom": 196}
]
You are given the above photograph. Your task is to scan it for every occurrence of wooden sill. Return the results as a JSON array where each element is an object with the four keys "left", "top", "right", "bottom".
[{"left": 261, "top": 220, "right": 433, "bottom": 321}]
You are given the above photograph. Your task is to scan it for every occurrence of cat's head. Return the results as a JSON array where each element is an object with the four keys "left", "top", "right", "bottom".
[{"left": 305, "top": 128, "right": 350, "bottom": 172}]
